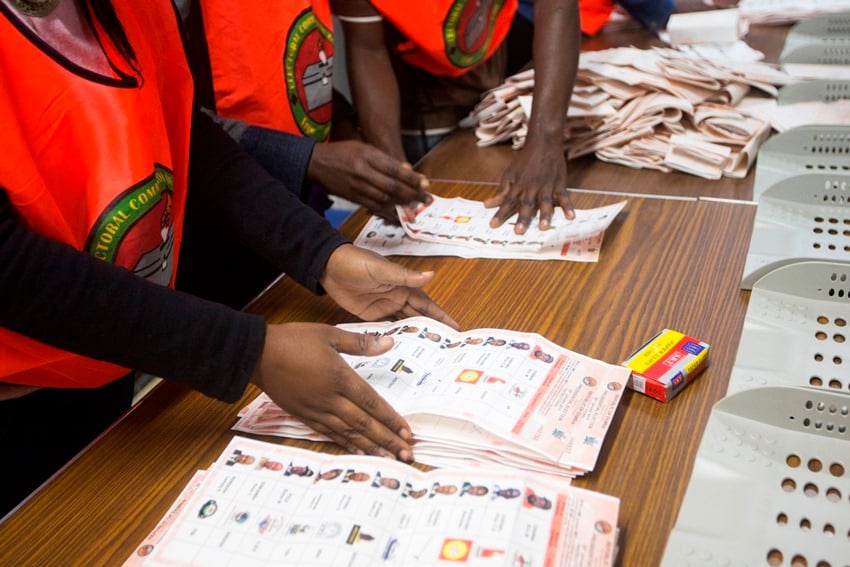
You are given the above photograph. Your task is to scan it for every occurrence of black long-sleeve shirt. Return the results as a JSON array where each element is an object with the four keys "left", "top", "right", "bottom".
[{"left": 0, "top": 109, "right": 348, "bottom": 402}]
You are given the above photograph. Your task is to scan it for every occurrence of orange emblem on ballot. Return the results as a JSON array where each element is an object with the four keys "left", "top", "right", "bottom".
[
  {"left": 440, "top": 538, "right": 472, "bottom": 561},
  {"left": 455, "top": 369, "right": 483, "bottom": 384}
]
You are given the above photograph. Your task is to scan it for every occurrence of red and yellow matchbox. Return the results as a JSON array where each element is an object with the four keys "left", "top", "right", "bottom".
[{"left": 622, "top": 329, "right": 709, "bottom": 402}]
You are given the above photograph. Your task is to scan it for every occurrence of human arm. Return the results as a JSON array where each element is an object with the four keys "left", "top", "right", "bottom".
[
  {"left": 308, "top": 141, "right": 430, "bottom": 221},
  {"left": 332, "top": 0, "right": 406, "bottom": 161},
  {"left": 0, "top": 188, "right": 263, "bottom": 402},
  {"left": 485, "top": 0, "right": 580, "bottom": 234}
]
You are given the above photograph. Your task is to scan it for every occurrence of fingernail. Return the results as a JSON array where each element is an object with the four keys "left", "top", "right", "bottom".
[
  {"left": 399, "top": 448, "right": 412, "bottom": 462},
  {"left": 399, "top": 427, "right": 412, "bottom": 440}
]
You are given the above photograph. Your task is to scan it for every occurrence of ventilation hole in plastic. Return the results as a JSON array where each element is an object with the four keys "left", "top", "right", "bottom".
[
  {"left": 828, "top": 244, "right": 837, "bottom": 250},
  {"left": 818, "top": 402, "right": 826, "bottom": 411},
  {"left": 815, "top": 561, "right": 831, "bottom": 567},
  {"left": 814, "top": 243, "right": 822, "bottom": 249},
  {"left": 830, "top": 462, "right": 845, "bottom": 476},
  {"left": 768, "top": 549, "right": 783, "bottom": 566},
  {"left": 829, "top": 379, "right": 843, "bottom": 389},
  {"left": 818, "top": 315, "right": 830, "bottom": 324},
  {"left": 830, "top": 217, "right": 839, "bottom": 224},
  {"left": 843, "top": 406, "right": 849, "bottom": 416},
  {"left": 808, "top": 458, "right": 823, "bottom": 472},
  {"left": 815, "top": 419, "right": 823, "bottom": 429},
  {"left": 836, "top": 318, "right": 847, "bottom": 326},
  {"left": 810, "top": 376, "right": 823, "bottom": 386},
  {"left": 829, "top": 229, "right": 838, "bottom": 235},
  {"left": 834, "top": 333, "right": 845, "bottom": 343},
  {"left": 817, "top": 216, "right": 826, "bottom": 223},
  {"left": 804, "top": 417, "right": 812, "bottom": 427},
  {"left": 816, "top": 331, "right": 828, "bottom": 340},
  {"left": 800, "top": 518, "right": 812, "bottom": 531},
  {"left": 829, "top": 404, "right": 838, "bottom": 413},
  {"left": 787, "top": 454, "right": 801, "bottom": 467},
  {"left": 815, "top": 226, "right": 825, "bottom": 234},
  {"left": 791, "top": 554, "right": 808, "bottom": 567},
  {"left": 804, "top": 482, "right": 819, "bottom": 497},
  {"left": 782, "top": 478, "right": 797, "bottom": 492},
  {"left": 815, "top": 353, "right": 824, "bottom": 362},
  {"left": 777, "top": 512, "right": 788, "bottom": 525},
  {"left": 807, "top": 400, "right": 815, "bottom": 409},
  {"left": 833, "top": 356, "right": 843, "bottom": 365},
  {"left": 826, "top": 487, "right": 841, "bottom": 503},
  {"left": 824, "top": 524, "right": 835, "bottom": 537}
]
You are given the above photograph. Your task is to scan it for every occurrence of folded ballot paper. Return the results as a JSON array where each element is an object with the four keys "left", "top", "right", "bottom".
[
  {"left": 353, "top": 194, "right": 626, "bottom": 262},
  {"left": 125, "top": 437, "right": 620, "bottom": 567},
  {"left": 234, "top": 317, "right": 632, "bottom": 479}
]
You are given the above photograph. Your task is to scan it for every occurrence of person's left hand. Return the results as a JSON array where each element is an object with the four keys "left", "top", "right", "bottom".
[
  {"left": 320, "top": 244, "right": 459, "bottom": 328},
  {"left": 484, "top": 140, "right": 575, "bottom": 234}
]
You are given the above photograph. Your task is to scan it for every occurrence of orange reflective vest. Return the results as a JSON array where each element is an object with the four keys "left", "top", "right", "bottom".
[
  {"left": 580, "top": 0, "right": 615, "bottom": 36},
  {"left": 0, "top": 1, "right": 193, "bottom": 388},
  {"left": 201, "top": 0, "right": 334, "bottom": 141},
  {"left": 370, "top": 0, "right": 518, "bottom": 77}
]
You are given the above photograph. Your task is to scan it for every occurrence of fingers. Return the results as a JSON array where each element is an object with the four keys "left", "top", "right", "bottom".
[
  {"left": 330, "top": 327, "right": 394, "bottom": 357},
  {"left": 367, "top": 152, "right": 430, "bottom": 206},
  {"left": 556, "top": 187, "right": 576, "bottom": 220},
  {"left": 309, "top": 329, "right": 413, "bottom": 460},
  {"left": 299, "top": 395, "right": 414, "bottom": 462},
  {"left": 403, "top": 290, "right": 460, "bottom": 330}
]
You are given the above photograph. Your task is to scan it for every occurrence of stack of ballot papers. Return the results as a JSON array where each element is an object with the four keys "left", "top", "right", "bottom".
[
  {"left": 354, "top": 194, "right": 626, "bottom": 262},
  {"left": 234, "top": 317, "right": 632, "bottom": 479},
  {"left": 735, "top": 0, "right": 850, "bottom": 25},
  {"left": 461, "top": 46, "right": 791, "bottom": 180},
  {"left": 124, "top": 437, "right": 621, "bottom": 567}
]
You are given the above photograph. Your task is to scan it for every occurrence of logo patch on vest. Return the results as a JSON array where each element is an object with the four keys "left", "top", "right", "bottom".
[
  {"left": 444, "top": 0, "right": 506, "bottom": 68},
  {"left": 284, "top": 8, "right": 334, "bottom": 141},
  {"left": 85, "top": 165, "right": 175, "bottom": 287}
]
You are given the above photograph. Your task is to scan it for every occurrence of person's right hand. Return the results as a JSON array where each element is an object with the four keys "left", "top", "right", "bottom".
[
  {"left": 250, "top": 322, "right": 414, "bottom": 461},
  {"left": 308, "top": 140, "right": 431, "bottom": 223}
]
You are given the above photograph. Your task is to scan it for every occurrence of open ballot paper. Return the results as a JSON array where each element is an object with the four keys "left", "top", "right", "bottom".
[
  {"left": 128, "top": 437, "right": 620, "bottom": 567},
  {"left": 353, "top": 195, "right": 626, "bottom": 261},
  {"left": 234, "top": 317, "right": 632, "bottom": 478}
]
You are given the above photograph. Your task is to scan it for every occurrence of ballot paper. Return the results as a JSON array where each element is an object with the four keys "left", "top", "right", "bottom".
[
  {"left": 353, "top": 196, "right": 626, "bottom": 262},
  {"left": 126, "top": 437, "right": 620, "bottom": 567},
  {"left": 234, "top": 317, "right": 632, "bottom": 478}
]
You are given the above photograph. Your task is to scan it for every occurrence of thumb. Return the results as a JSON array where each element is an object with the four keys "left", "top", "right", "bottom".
[
  {"left": 377, "top": 261, "right": 435, "bottom": 289},
  {"left": 332, "top": 328, "right": 395, "bottom": 357}
]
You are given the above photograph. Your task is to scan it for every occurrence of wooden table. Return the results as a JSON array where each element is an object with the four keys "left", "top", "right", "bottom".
[{"left": 0, "top": 15, "right": 791, "bottom": 567}]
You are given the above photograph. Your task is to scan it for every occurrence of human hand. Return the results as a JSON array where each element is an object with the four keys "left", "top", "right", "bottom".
[
  {"left": 309, "top": 141, "right": 432, "bottom": 223},
  {"left": 320, "top": 244, "right": 459, "bottom": 329},
  {"left": 251, "top": 323, "right": 413, "bottom": 460},
  {"left": 484, "top": 140, "right": 575, "bottom": 234}
]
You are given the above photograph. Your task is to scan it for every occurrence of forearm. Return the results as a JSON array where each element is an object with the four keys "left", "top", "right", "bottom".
[
  {"left": 339, "top": 20, "right": 406, "bottom": 161},
  {"left": 0, "top": 191, "right": 262, "bottom": 402},
  {"left": 527, "top": 0, "right": 580, "bottom": 148},
  {"left": 188, "top": 108, "right": 347, "bottom": 292}
]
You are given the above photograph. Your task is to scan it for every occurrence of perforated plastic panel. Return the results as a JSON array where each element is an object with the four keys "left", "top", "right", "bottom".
[
  {"left": 781, "top": 11, "right": 850, "bottom": 64},
  {"left": 733, "top": 261, "right": 850, "bottom": 397},
  {"left": 778, "top": 79, "right": 850, "bottom": 105},
  {"left": 753, "top": 125, "right": 850, "bottom": 201},
  {"left": 741, "top": 175, "right": 850, "bottom": 288},
  {"left": 662, "top": 386, "right": 850, "bottom": 567}
]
